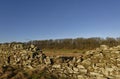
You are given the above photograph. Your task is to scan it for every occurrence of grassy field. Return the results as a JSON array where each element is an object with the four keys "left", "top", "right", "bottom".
[{"left": 43, "top": 49, "right": 86, "bottom": 57}]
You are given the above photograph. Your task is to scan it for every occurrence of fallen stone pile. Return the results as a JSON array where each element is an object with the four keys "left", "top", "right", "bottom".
[
  {"left": 0, "top": 43, "right": 120, "bottom": 79},
  {"left": 0, "top": 43, "right": 46, "bottom": 69}
]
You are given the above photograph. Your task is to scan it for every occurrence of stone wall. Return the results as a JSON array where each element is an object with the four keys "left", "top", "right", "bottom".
[{"left": 0, "top": 43, "right": 120, "bottom": 79}]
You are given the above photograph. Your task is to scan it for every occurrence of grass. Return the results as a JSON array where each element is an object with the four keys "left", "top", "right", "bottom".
[
  {"left": 43, "top": 49, "right": 86, "bottom": 53},
  {"left": 42, "top": 49, "right": 86, "bottom": 57}
]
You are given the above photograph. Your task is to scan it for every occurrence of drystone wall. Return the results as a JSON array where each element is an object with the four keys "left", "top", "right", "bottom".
[{"left": 0, "top": 43, "right": 120, "bottom": 79}]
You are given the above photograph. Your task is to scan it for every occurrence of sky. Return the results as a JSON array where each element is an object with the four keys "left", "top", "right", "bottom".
[{"left": 0, "top": 0, "right": 120, "bottom": 43}]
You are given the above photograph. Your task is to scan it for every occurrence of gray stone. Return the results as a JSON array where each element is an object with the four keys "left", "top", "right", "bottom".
[
  {"left": 90, "top": 72, "right": 103, "bottom": 77},
  {"left": 82, "top": 58, "right": 91, "bottom": 66},
  {"left": 66, "top": 67, "right": 74, "bottom": 73},
  {"left": 100, "top": 45, "right": 109, "bottom": 50},
  {"left": 0, "top": 43, "right": 120, "bottom": 79},
  {"left": 79, "top": 68, "right": 87, "bottom": 74},
  {"left": 52, "top": 64, "right": 61, "bottom": 69},
  {"left": 77, "top": 64, "right": 85, "bottom": 69},
  {"left": 44, "top": 56, "right": 51, "bottom": 65},
  {"left": 73, "top": 67, "right": 79, "bottom": 72},
  {"left": 30, "top": 44, "right": 35, "bottom": 48},
  {"left": 77, "top": 75, "right": 85, "bottom": 79}
]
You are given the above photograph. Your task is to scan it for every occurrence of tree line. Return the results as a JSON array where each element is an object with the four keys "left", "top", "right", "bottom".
[{"left": 27, "top": 37, "right": 120, "bottom": 50}]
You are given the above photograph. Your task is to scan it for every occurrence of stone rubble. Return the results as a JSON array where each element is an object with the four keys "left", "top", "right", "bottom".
[{"left": 0, "top": 43, "right": 120, "bottom": 79}]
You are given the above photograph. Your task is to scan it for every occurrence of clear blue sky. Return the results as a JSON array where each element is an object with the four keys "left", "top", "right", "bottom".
[{"left": 0, "top": 0, "right": 120, "bottom": 43}]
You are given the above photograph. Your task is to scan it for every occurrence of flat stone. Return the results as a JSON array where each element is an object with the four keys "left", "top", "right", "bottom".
[
  {"left": 44, "top": 57, "right": 51, "bottom": 65},
  {"left": 79, "top": 68, "right": 87, "bottom": 74},
  {"left": 73, "top": 67, "right": 79, "bottom": 72},
  {"left": 90, "top": 72, "right": 103, "bottom": 77},
  {"left": 66, "top": 67, "right": 74, "bottom": 73},
  {"left": 52, "top": 64, "right": 61, "bottom": 69},
  {"left": 77, "top": 64, "right": 85, "bottom": 69},
  {"left": 77, "top": 75, "right": 85, "bottom": 79}
]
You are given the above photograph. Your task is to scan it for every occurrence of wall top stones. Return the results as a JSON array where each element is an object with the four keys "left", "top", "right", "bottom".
[{"left": 0, "top": 43, "right": 120, "bottom": 79}]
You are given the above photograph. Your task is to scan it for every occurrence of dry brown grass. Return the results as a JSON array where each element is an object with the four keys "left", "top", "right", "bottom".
[{"left": 43, "top": 49, "right": 84, "bottom": 57}]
